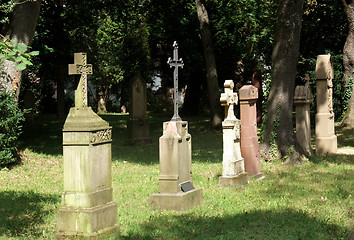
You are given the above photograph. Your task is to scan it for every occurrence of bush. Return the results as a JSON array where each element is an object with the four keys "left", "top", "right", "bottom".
[{"left": 0, "top": 90, "right": 25, "bottom": 166}]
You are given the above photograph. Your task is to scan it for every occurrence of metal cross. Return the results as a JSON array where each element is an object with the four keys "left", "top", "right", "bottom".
[
  {"left": 68, "top": 52, "right": 93, "bottom": 108},
  {"left": 167, "top": 41, "right": 184, "bottom": 121}
]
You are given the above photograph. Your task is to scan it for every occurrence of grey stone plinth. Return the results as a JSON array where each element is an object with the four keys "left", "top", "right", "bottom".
[
  {"left": 57, "top": 107, "right": 118, "bottom": 239},
  {"left": 150, "top": 188, "right": 203, "bottom": 211},
  {"left": 316, "top": 135, "right": 338, "bottom": 154},
  {"left": 219, "top": 173, "right": 248, "bottom": 187}
]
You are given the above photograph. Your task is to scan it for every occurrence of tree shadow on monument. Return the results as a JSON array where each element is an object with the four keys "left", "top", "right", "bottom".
[
  {"left": 0, "top": 190, "right": 60, "bottom": 237},
  {"left": 121, "top": 208, "right": 345, "bottom": 239}
]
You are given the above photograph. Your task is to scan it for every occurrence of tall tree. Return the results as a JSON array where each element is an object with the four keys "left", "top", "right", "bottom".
[
  {"left": 261, "top": 0, "right": 305, "bottom": 162},
  {"left": 195, "top": 0, "right": 222, "bottom": 127},
  {"left": 1, "top": 0, "right": 41, "bottom": 100},
  {"left": 342, "top": 0, "right": 354, "bottom": 128}
]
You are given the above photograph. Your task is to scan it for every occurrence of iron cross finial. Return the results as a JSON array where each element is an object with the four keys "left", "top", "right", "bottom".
[{"left": 167, "top": 41, "right": 184, "bottom": 121}]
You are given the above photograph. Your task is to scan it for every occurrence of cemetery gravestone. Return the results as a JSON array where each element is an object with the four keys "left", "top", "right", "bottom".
[
  {"left": 97, "top": 92, "right": 107, "bottom": 114},
  {"left": 239, "top": 84, "right": 264, "bottom": 179},
  {"left": 56, "top": 53, "right": 119, "bottom": 239},
  {"left": 127, "top": 71, "right": 151, "bottom": 144},
  {"left": 315, "top": 54, "right": 337, "bottom": 154},
  {"left": 219, "top": 80, "right": 248, "bottom": 187},
  {"left": 294, "top": 74, "right": 314, "bottom": 156},
  {"left": 150, "top": 42, "right": 203, "bottom": 210}
]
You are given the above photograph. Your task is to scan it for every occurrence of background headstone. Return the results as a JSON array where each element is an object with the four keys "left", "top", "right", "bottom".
[
  {"left": 127, "top": 71, "right": 151, "bottom": 144},
  {"left": 294, "top": 74, "right": 314, "bottom": 156},
  {"left": 219, "top": 80, "right": 248, "bottom": 187},
  {"left": 239, "top": 84, "right": 264, "bottom": 179},
  {"left": 315, "top": 54, "right": 337, "bottom": 154}
]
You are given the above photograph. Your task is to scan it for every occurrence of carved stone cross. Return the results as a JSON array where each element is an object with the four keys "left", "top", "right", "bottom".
[
  {"left": 68, "top": 53, "right": 93, "bottom": 108},
  {"left": 220, "top": 80, "right": 238, "bottom": 120},
  {"left": 167, "top": 41, "right": 184, "bottom": 121}
]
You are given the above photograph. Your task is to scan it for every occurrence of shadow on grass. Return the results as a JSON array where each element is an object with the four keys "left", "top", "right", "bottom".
[
  {"left": 0, "top": 190, "right": 60, "bottom": 237},
  {"left": 121, "top": 208, "right": 346, "bottom": 240},
  {"left": 309, "top": 154, "right": 354, "bottom": 165}
]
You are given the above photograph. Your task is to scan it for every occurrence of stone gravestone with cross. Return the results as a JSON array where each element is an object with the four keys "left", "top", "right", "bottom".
[
  {"left": 150, "top": 42, "right": 203, "bottom": 210},
  {"left": 219, "top": 80, "right": 248, "bottom": 187},
  {"left": 315, "top": 54, "right": 337, "bottom": 154},
  {"left": 56, "top": 53, "right": 119, "bottom": 239},
  {"left": 294, "top": 74, "right": 314, "bottom": 156},
  {"left": 127, "top": 71, "right": 151, "bottom": 144}
]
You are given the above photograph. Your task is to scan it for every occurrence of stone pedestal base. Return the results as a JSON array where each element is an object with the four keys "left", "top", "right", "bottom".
[
  {"left": 127, "top": 118, "right": 151, "bottom": 144},
  {"left": 219, "top": 173, "right": 248, "bottom": 187},
  {"left": 150, "top": 188, "right": 203, "bottom": 211},
  {"left": 249, "top": 172, "right": 265, "bottom": 181},
  {"left": 56, "top": 202, "right": 119, "bottom": 239},
  {"left": 316, "top": 135, "right": 337, "bottom": 154}
]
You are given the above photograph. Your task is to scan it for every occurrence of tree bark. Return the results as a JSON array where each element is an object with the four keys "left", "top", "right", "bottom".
[
  {"left": 195, "top": 0, "right": 222, "bottom": 127},
  {"left": 1, "top": 0, "right": 41, "bottom": 100},
  {"left": 261, "top": 0, "right": 305, "bottom": 163},
  {"left": 342, "top": 0, "right": 354, "bottom": 128}
]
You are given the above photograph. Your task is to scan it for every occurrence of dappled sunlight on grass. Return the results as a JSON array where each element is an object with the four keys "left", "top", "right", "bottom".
[{"left": 0, "top": 114, "right": 352, "bottom": 239}]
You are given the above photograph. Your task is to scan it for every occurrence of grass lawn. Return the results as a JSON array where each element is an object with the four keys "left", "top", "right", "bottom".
[{"left": 0, "top": 113, "right": 353, "bottom": 239}]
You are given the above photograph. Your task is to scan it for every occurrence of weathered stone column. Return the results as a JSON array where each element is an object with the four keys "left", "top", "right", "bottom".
[
  {"left": 315, "top": 54, "right": 337, "bottom": 154},
  {"left": 294, "top": 74, "right": 314, "bottom": 156},
  {"left": 150, "top": 121, "right": 203, "bottom": 210},
  {"left": 219, "top": 80, "right": 248, "bottom": 187},
  {"left": 56, "top": 53, "right": 119, "bottom": 239},
  {"left": 239, "top": 85, "right": 263, "bottom": 179},
  {"left": 127, "top": 71, "right": 151, "bottom": 144}
]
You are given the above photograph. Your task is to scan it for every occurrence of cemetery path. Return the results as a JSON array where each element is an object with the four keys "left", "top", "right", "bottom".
[{"left": 336, "top": 147, "right": 354, "bottom": 155}]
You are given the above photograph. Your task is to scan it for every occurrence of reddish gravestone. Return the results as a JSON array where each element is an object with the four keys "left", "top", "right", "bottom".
[
  {"left": 252, "top": 70, "right": 263, "bottom": 126},
  {"left": 239, "top": 85, "right": 264, "bottom": 179}
]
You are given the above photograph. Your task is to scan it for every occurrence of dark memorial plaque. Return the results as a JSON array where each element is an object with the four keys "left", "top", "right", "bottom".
[{"left": 180, "top": 181, "right": 195, "bottom": 192}]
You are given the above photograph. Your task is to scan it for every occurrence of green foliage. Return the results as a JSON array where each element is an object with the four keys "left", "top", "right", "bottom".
[
  {"left": 0, "top": 37, "right": 39, "bottom": 71},
  {"left": 0, "top": 90, "right": 25, "bottom": 166},
  {"left": 340, "top": 77, "right": 353, "bottom": 121}
]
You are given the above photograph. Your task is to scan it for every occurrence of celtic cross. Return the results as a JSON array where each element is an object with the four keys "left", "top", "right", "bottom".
[
  {"left": 167, "top": 41, "right": 184, "bottom": 121},
  {"left": 68, "top": 53, "right": 93, "bottom": 108},
  {"left": 220, "top": 80, "right": 238, "bottom": 120}
]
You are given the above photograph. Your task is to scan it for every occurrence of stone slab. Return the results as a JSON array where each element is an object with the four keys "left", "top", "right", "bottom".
[
  {"left": 55, "top": 224, "right": 119, "bottom": 240},
  {"left": 219, "top": 173, "right": 248, "bottom": 187},
  {"left": 57, "top": 201, "right": 118, "bottom": 235},
  {"left": 316, "top": 135, "right": 338, "bottom": 154},
  {"left": 150, "top": 188, "right": 203, "bottom": 211}
]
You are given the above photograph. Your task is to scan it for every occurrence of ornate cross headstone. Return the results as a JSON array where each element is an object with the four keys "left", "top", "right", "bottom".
[
  {"left": 220, "top": 80, "right": 238, "bottom": 120},
  {"left": 68, "top": 52, "right": 93, "bottom": 108},
  {"left": 219, "top": 80, "right": 248, "bottom": 187},
  {"left": 167, "top": 41, "right": 184, "bottom": 121}
]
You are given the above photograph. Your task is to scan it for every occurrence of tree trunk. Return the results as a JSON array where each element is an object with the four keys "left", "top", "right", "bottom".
[
  {"left": 261, "top": 0, "right": 305, "bottom": 163},
  {"left": 195, "top": 0, "right": 222, "bottom": 128},
  {"left": 1, "top": 0, "right": 41, "bottom": 100},
  {"left": 342, "top": 0, "right": 354, "bottom": 128}
]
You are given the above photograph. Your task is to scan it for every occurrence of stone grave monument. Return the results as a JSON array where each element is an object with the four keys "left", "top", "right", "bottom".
[
  {"left": 150, "top": 42, "right": 203, "bottom": 210},
  {"left": 56, "top": 53, "right": 119, "bottom": 239},
  {"left": 315, "top": 54, "right": 337, "bottom": 154},
  {"left": 127, "top": 71, "right": 151, "bottom": 144},
  {"left": 219, "top": 80, "right": 248, "bottom": 187},
  {"left": 294, "top": 74, "right": 314, "bottom": 156},
  {"left": 239, "top": 84, "right": 264, "bottom": 179}
]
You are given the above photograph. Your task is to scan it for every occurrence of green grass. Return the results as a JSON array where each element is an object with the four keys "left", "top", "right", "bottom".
[{"left": 0, "top": 113, "right": 353, "bottom": 239}]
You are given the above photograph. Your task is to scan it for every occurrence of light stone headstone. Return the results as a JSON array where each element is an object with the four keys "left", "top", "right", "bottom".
[
  {"left": 239, "top": 84, "right": 264, "bottom": 179},
  {"left": 150, "top": 42, "right": 202, "bottom": 210},
  {"left": 127, "top": 71, "right": 151, "bottom": 144},
  {"left": 294, "top": 74, "right": 314, "bottom": 156},
  {"left": 315, "top": 54, "right": 337, "bottom": 154},
  {"left": 56, "top": 53, "right": 119, "bottom": 239},
  {"left": 219, "top": 80, "right": 248, "bottom": 187}
]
